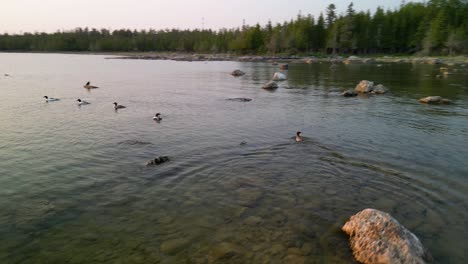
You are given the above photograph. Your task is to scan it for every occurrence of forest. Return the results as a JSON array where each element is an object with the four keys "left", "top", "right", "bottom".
[{"left": 0, "top": 0, "right": 466, "bottom": 55}]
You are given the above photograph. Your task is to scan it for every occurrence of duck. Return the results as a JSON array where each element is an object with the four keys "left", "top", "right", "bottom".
[
  {"left": 76, "top": 99, "right": 90, "bottom": 105},
  {"left": 153, "top": 113, "right": 162, "bottom": 121},
  {"left": 113, "top": 102, "right": 126, "bottom": 110},
  {"left": 84, "top": 81, "right": 99, "bottom": 89},
  {"left": 44, "top": 96, "right": 59, "bottom": 102},
  {"left": 295, "top": 131, "right": 303, "bottom": 142}
]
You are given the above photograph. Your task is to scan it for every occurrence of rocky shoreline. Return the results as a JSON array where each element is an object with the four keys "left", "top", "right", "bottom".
[{"left": 106, "top": 53, "right": 468, "bottom": 65}]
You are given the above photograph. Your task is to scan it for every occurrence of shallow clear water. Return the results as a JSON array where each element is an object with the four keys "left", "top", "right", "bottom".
[{"left": 0, "top": 53, "right": 467, "bottom": 263}]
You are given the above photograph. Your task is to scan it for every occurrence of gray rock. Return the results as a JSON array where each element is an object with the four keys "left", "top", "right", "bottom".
[
  {"left": 342, "top": 208, "right": 433, "bottom": 264},
  {"left": 231, "top": 69, "right": 245, "bottom": 76},
  {"left": 355, "top": 80, "right": 374, "bottom": 93},
  {"left": 372, "top": 84, "right": 388, "bottom": 94},
  {"left": 262, "top": 81, "right": 279, "bottom": 90},
  {"left": 341, "top": 89, "right": 358, "bottom": 97},
  {"left": 418, "top": 96, "right": 451, "bottom": 104}
]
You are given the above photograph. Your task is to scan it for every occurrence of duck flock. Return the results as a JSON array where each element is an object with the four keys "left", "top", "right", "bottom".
[
  {"left": 43, "top": 75, "right": 303, "bottom": 144},
  {"left": 44, "top": 81, "right": 163, "bottom": 122}
]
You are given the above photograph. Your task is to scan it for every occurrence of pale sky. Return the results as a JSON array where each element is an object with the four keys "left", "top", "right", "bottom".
[{"left": 1, "top": 0, "right": 422, "bottom": 33}]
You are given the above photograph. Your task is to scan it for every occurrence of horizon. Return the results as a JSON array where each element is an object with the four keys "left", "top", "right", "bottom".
[{"left": 1, "top": 0, "right": 423, "bottom": 34}]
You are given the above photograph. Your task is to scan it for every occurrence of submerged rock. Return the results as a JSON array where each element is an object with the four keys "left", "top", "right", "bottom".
[
  {"left": 209, "top": 242, "right": 245, "bottom": 262},
  {"left": 418, "top": 96, "right": 451, "bottom": 104},
  {"left": 146, "top": 156, "right": 170, "bottom": 166},
  {"left": 160, "top": 238, "right": 191, "bottom": 255},
  {"left": 342, "top": 208, "right": 433, "bottom": 264},
  {"left": 341, "top": 89, "right": 358, "bottom": 97},
  {"left": 262, "top": 81, "right": 278, "bottom": 90},
  {"left": 226, "top": 98, "right": 252, "bottom": 102},
  {"left": 231, "top": 69, "right": 245, "bottom": 76},
  {"left": 273, "top": 72, "right": 287, "bottom": 81}
]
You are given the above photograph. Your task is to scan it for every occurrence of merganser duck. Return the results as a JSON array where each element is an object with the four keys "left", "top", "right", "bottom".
[
  {"left": 153, "top": 113, "right": 162, "bottom": 121},
  {"left": 113, "top": 102, "right": 126, "bottom": 110},
  {"left": 44, "top": 96, "right": 59, "bottom": 102},
  {"left": 84, "top": 81, "right": 99, "bottom": 89},
  {"left": 295, "top": 131, "right": 303, "bottom": 142},
  {"left": 77, "top": 99, "right": 90, "bottom": 105}
]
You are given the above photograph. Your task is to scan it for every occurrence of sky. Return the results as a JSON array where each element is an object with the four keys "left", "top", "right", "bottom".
[{"left": 1, "top": 0, "right": 424, "bottom": 33}]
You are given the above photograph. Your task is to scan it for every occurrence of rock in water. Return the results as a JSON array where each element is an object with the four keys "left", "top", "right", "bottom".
[
  {"left": 146, "top": 156, "right": 170, "bottom": 166},
  {"left": 226, "top": 98, "right": 252, "bottom": 102},
  {"left": 262, "top": 81, "right": 278, "bottom": 90},
  {"left": 342, "top": 208, "right": 433, "bottom": 264},
  {"left": 372, "top": 84, "right": 388, "bottom": 94},
  {"left": 231, "top": 69, "right": 245, "bottom": 76},
  {"left": 272, "top": 72, "right": 287, "bottom": 81},
  {"left": 355, "top": 80, "right": 374, "bottom": 93},
  {"left": 341, "top": 89, "right": 358, "bottom": 97},
  {"left": 418, "top": 96, "right": 451, "bottom": 104}
]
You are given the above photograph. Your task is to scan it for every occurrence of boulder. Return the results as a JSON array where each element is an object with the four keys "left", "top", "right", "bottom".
[
  {"left": 146, "top": 156, "right": 170, "bottom": 166},
  {"left": 273, "top": 72, "right": 287, "bottom": 81},
  {"left": 341, "top": 90, "right": 358, "bottom": 97},
  {"left": 262, "top": 81, "right": 278, "bottom": 90},
  {"left": 342, "top": 208, "right": 433, "bottom": 264},
  {"left": 371, "top": 84, "right": 388, "bottom": 94},
  {"left": 355, "top": 80, "right": 374, "bottom": 93},
  {"left": 231, "top": 69, "right": 245, "bottom": 76},
  {"left": 418, "top": 96, "right": 451, "bottom": 104}
]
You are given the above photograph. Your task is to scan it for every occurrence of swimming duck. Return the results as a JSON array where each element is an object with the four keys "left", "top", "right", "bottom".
[
  {"left": 77, "top": 99, "right": 90, "bottom": 105},
  {"left": 84, "top": 81, "right": 99, "bottom": 89},
  {"left": 295, "top": 131, "right": 303, "bottom": 142},
  {"left": 44, "top": 96, "right": 59, "bottom": 102},
  {"left": 113, "top": 102, "right": 126, "bottom": 110},
  {"left": 153, "top": 113, "right": 162, "bottom": 121}
]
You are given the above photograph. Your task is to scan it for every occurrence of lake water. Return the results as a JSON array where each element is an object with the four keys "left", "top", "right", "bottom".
[{"left": 0, "top": 53, "right": 467, "bottom": 263}]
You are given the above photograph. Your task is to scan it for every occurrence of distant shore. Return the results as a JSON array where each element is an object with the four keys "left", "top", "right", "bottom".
[
  {"left": 104, "top": 53, "right": 468, "bottom": 66},
  {"left": 1, "top": 51, "right": 467, "bottom": 65}
]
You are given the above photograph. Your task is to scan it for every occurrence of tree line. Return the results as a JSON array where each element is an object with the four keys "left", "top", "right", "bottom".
[{"left": 0, "top": 0, "right": 466, "bottom": 55}]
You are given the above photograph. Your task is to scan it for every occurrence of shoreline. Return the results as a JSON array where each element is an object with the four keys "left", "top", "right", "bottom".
[
  {"left": 105, "top": 53, "right": 468, "bottom": 65},
  {"left": 1, "top": 51, "right": 467, "bottom": 65}
]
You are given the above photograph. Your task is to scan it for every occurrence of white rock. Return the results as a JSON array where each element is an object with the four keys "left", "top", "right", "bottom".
[{"left": 272, "top": 72, "right": 287, "bottom": 81}]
